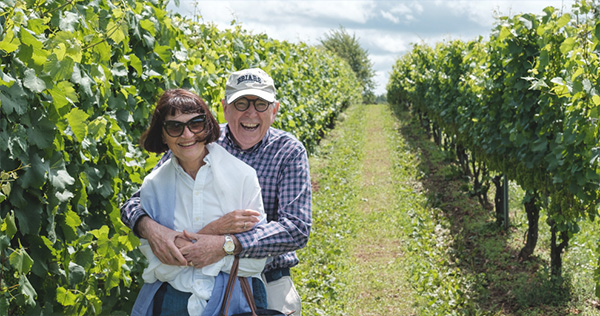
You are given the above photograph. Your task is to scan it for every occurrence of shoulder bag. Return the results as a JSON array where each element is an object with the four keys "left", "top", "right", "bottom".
[{"left": 220, "top": 256, "right": 289, "bottom": 316}]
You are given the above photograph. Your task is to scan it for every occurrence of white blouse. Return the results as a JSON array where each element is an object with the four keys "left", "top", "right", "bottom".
[{"left": 139, "top": 143, "right": 266, "bottom": 316}]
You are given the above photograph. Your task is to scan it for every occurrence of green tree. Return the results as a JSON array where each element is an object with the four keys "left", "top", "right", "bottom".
[{"left": 320, "top": 26, "right": 376, "bottom": 103}]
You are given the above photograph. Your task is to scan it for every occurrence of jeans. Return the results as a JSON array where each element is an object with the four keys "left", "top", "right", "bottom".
[
  {"left": 153, "top": 283, "right": 191, "bottom": 316},
  {"left": 152, "top": 278, "right": 267, "bottom": 315}
]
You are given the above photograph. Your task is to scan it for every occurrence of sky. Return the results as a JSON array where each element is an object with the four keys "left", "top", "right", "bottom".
[{"left": 167, "top": 0, "right": 576, "bottom": 96}]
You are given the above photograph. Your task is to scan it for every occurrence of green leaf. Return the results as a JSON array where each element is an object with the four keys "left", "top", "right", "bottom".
[
  {"left": 560, "top": 37, "right": 576, "bottom": 54},
  {"left": 10, "top": 247, "right": 34, "bottom": 274},
  {"left": 87, "top": 295, "right": 102, "bottom": 315},
  {"left": 49, "top": 169, "right": 74, "bottom": 190},
  {"left": 88, "top": 117, "right": 107, "bottom": 141},
  {"left": 65, "top": 42, "right": 82, "bottom": 64},
  {"left": 18, "top": 275, "right": 37, "bottom": 306},
  {"left": 498, "top": 27, "right": 512, "bottom": 42},
  {"left": 90, "top": 225, "right": 109, "bottom": 240},
  {"left": 19, "top": 28, "right": 48, "bottom": 66},
  {"left": 56, "top": 190, "right": 74, "bottom": 202},
  {"left": 56, "top": 287, "right": 77, "bottom": 306},
  {"left": 68, "top": 262, "right": 85, "bottom": 287},
  {"left": 0, "top": 235, "right": 9, "bottom": 252},
  {"left": 1, "top": 210, "right": 17, "bottom": 239},
  {"left": 91, "top": 225, "right": 111, "bottom": 255},
  {"left": 0, "top": 81, "right": 28, "bottom": 116},
  {"left": 91, "top": 40, "right": 111, "bottom": 64},
  {"left": 107, "top": 21, "right": 126, "bottom": 44},
  {"left": 74, "top": 246, "right": 94, "bottom": 269},
  {"left": 65, "top": 108, "right": 89, "bottom": 142},
  {"left": 140, "top": 19, "right": 156, "bottom": 36},
  {"left": 128, "top": 53, "right": 143, "bottom": 75},
  {"left": 49, "top": 155, "right": 75, "bottom": 190},
  {"left": 0, "top": 295, "right": 8, "bottom": 314},
  {"left": 59, "top": 11, "right": 80, "bottom": 32},
  {"left": 0, "top": 71, "right": 15, "bottom": 87},
  {"left": 25, "top": 18, "right": 49, "bottom": 34},
  {"left": 13, "top": 194, "right": 43, "bottom": 235},
  {"left": 49, "top": 81, "right": 78, "bottom": 112},
  {"left": 20, "top": 153, "right": 48, "bottom": 189},
  {"left": 556, "top": 13, "right": 571, "bottom": 28},
  {"left": 64, "top": 208, "right": 82, "bottom": 230},
  {"left": 27, "top": 113, "right": 56, "bottom": 149},
  {"left": 0, "top": 28, "right": 20, "bottom": 53},
  {"left": 71, "top": 64, "right": 94, "bottom": 97},
  {"left": 155, "top": 45, "right": 171, "bottom": 63},
  {"left": 23, "top": 68, "right": 46, "bottom": 93},
  {"left": 43, "top": 54, "right": 75, "bottom": 81},
  {"left": 106, "top": 271, "right": 120, "bottom": 290},
  {"left": 54, "top": 43, "right": 67, "bottom": 60},
  {"left": 111, "top": 62, "right": 127, "bottom": 77}
]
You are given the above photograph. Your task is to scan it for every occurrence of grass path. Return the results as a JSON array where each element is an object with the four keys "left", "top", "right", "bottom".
[
  {"left": 344, "top": 103, "right": 416, "bottom": 315},
  {"left": 295, "top": 102, "right": 418, "bottom": 315}
]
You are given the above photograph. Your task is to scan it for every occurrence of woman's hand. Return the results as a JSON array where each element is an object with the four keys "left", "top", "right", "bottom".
[{"left": 197, "top": 209, "right": 261, "bottom": 235}]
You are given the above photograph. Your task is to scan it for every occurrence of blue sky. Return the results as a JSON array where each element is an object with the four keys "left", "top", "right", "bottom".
[{"left": 168, "top": 0, "right": 575, "bottom": 95}]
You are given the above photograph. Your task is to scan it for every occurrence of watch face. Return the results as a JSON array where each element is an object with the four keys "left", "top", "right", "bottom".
[{"left": 224, "top": 236, "right": 235, "bottom": 254}]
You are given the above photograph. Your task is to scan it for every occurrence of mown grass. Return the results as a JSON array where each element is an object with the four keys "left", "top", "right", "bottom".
[{"left": 344, "top": 103, "right": 415, "bottom": 315}]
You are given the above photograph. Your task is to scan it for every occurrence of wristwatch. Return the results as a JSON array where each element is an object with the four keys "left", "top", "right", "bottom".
[{"left": 223, "top": 235, "right": 235, "bottom": 255}]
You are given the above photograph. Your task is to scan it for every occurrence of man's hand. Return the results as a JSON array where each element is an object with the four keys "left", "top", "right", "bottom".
[
  {"left": 179, "top": 231, "right": 233, "bottom": 268},
  {"left": 137, "top": 216, "right": 187, "bottom": 266},
  {"left": 198, "top": 209, "right": 261, "bottom": 235}
]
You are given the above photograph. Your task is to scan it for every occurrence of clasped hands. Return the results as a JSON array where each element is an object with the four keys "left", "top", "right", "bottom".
[{"left": 142, "top": 209, "right": 260, "bottom": 267}]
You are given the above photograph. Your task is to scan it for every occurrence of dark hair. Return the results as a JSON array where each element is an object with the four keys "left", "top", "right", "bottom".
[{"left": 140, "top": 89, "right": 220, "bottom": 153}]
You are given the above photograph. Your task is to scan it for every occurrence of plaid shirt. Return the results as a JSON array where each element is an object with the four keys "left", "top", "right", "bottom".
[{"left": 120, "top": 124, "right": 312, "bottom": 272}]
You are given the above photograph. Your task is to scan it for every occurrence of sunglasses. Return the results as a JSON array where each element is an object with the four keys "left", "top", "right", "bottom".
[
  {"left": 162, "top": 114, "right": 207, "bottom": 137},
  {"left": 233, "top": 97, "right": 272, "bottom": 112}
]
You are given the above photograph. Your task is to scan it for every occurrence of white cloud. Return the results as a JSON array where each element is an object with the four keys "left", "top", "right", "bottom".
[
  {"left": 381, "top": 10, "right": 400, "bottom": 24},
  {"left": 379, "top": 2, "right": 424, "bottom": 25}
]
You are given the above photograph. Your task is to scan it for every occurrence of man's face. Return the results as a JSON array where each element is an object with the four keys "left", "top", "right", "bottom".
[{"left": 223, "top": 95, "right": 279, "bottom": 150}]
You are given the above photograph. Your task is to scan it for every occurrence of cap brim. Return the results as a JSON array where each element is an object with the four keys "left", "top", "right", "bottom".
[{"left": 226, "top": 90, "right": 276, "bottom": 104}]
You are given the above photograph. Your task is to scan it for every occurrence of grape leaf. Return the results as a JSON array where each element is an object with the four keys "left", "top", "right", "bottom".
[
  {"left": 10, "top": 247, "right": 34, "bottom": 274},
  {"left": 19, "top": 275, "right": 37, "bottom": 306},
  {"left": 56, "top": 287, "right": 77, "bottom": 306},
  {"left": 0, "top": 28, "right": 19, "bottom": 53},
  {"left": 65, "top": 108, "right": 89, "bottom": 142}
]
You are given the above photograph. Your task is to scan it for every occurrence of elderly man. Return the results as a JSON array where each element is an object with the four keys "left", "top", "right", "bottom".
[{"left": 121, "top": 68, "right": 312, "bottom": 316}]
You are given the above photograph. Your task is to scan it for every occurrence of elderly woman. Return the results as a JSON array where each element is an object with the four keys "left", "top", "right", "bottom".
[{"left": 131, "top": 89, "right": 266, "bottom": 316}]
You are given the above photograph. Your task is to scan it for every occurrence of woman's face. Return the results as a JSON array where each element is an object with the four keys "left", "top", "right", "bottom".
[{"left": 162, "top": 112, "right": 207, "bottom": 169}]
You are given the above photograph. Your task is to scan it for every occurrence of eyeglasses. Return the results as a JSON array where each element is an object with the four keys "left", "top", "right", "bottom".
[
  {"left": 162, "top": 114, "right": 207, "bottom": 137},
  {"left": 233, "top": 97, "right": 272, "bottom": 112}
]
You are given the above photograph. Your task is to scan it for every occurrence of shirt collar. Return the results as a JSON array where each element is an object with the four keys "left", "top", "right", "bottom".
[{"left": 170, "top": 150, "right": 212, "bottom": 177}]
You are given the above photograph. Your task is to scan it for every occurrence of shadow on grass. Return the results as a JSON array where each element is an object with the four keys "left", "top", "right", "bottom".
[{"left": 392, "top": 107, "right": 574, "bottom": 315}]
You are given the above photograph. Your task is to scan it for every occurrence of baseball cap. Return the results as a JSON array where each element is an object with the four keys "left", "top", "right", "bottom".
[{"left": 224, "top": 68, "right": 276, "bottom": 104}]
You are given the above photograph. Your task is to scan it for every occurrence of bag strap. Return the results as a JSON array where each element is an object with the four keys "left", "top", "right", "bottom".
[
  {"left": 220, "top": 256, "right": 241, "bottom": 316},
  {"left": 220, "top": 256, "right": 260, "bottom": 316},
  {"left": 239, "top": 277, "right": 258, "bottom": 316}
]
